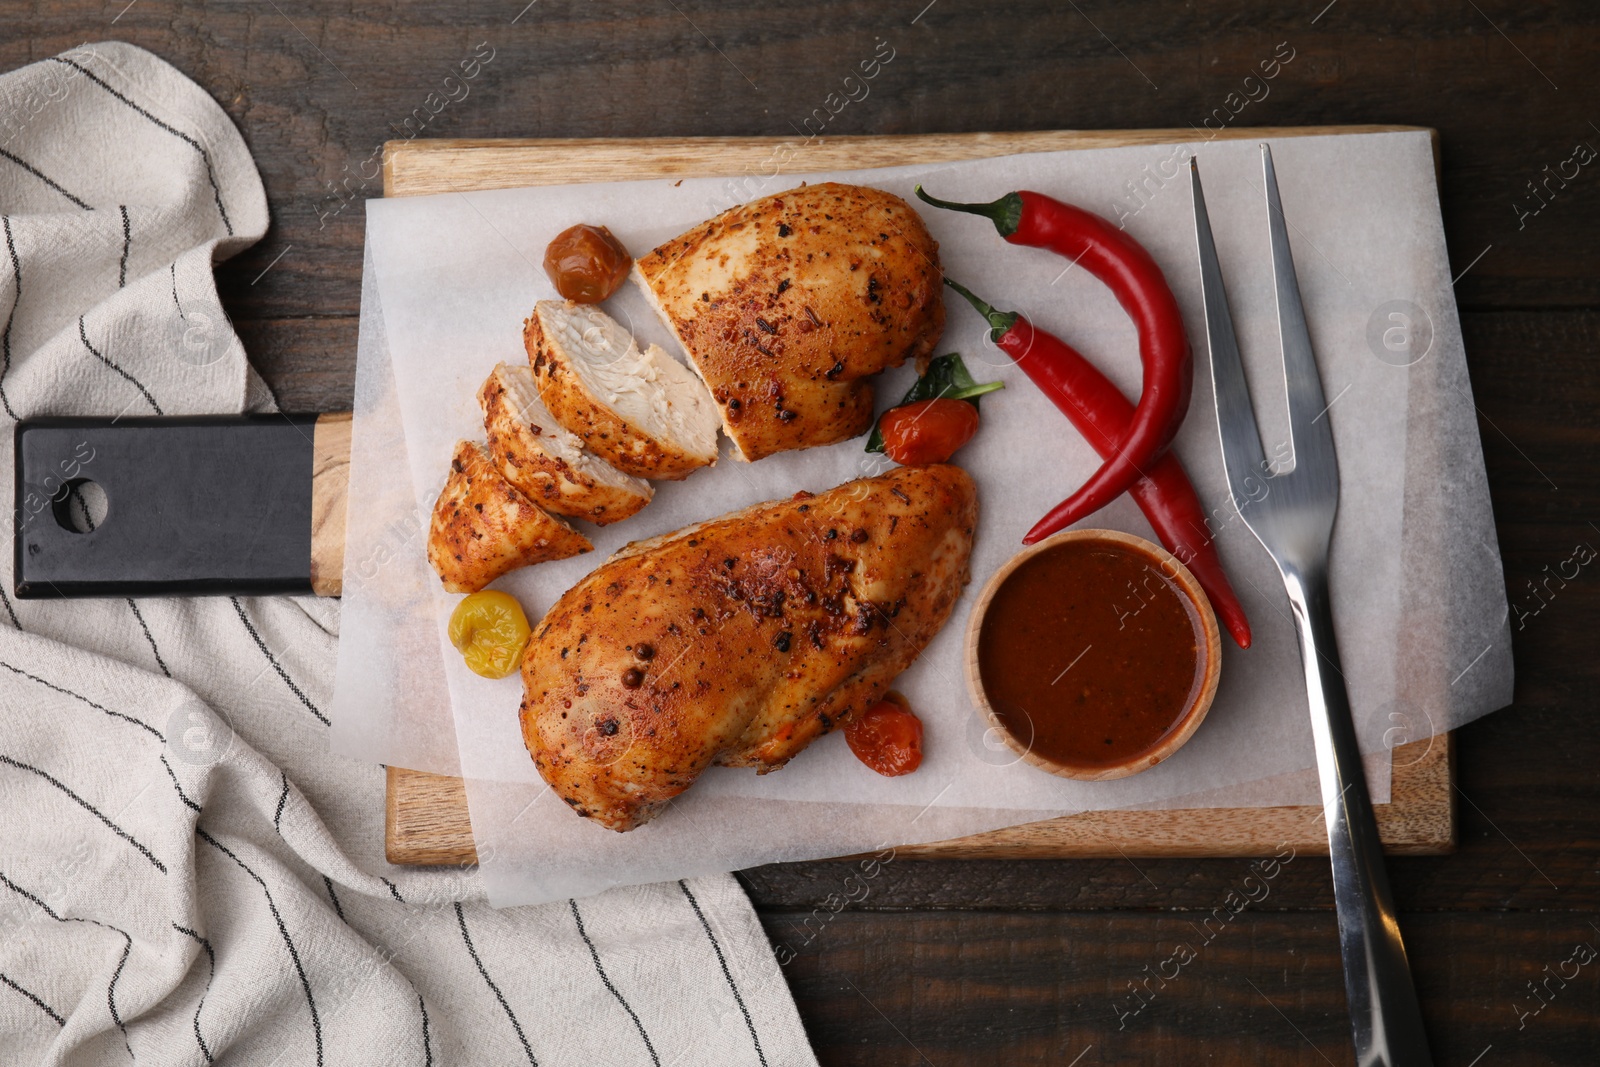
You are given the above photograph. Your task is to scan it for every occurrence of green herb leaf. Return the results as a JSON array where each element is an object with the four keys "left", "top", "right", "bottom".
[{"left": 865, "top": 354, "right": 1004, "bottom": 452}]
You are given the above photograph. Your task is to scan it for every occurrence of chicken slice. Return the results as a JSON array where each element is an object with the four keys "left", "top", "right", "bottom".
[
  {"left": 519, "top": 464, "right": 978, "bottom": 831},
  {"left": 634, "top": 182, "right": 945, "bottom": 461},
  {"left": 427, "top": 440, "right": 592, "bottom": 594},
  {"left": 525, "top": 300, "right": 721, "bottom": 481},
  {"left": 479, "top": 362, "right": 653, "bottom": 526}
]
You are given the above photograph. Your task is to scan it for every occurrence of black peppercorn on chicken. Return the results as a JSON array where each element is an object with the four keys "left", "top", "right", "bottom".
[{"left": 519, "top": 463, "right": 977, "bottom": 831}]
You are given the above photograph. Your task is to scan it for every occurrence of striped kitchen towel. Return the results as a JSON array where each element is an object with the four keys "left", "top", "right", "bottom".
[{"left": 0, "top": 41, "right": 815, "bottom": 1066}]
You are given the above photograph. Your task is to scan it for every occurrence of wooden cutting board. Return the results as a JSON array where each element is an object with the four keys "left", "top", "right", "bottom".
[{"left": 365, "top": 125, "right": 1453, "bottom": 866}]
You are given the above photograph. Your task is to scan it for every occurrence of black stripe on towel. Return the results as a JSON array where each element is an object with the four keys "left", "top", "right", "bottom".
[
  {"left": 380, "top": 877, "right": 404, "bottom": 904},
  {"left": 160, "top": 754, "right": 202, "bottom": 812},
  {"left": 118, "top": 205, "right": 130, "bottom": 287},
  {"left": 77, "top": 315, "right": 162, "bottom": 414},
  {"left": 0, "top": 869, "right": 66, "bottom": 917},
  {"left": 679, "top": 879, "right": 768, "bottom": 1067},
  {"left": 321, "top": 875, "right": 345, "bottom": 923},
  {"left": 127, "top": 599, "right": 170, "bottom": 676},
  {"left": 198, "top": 827, "right": 323, "bottom": 1067},
  {"left": 419, "top": 992, "right": 434, "bottom": 1067},
  {"left": 69, "top": 482, "right": 94, "bottom": 532},
  {"left": 570, "top": 898, "right": 661, "bottom": 1067},
  {"left": 231, "top": 598, "right": 329, "bottom": 725},
  {"left": 47, "top": 56, "right": 233, "bottom": 235},
  {"left": 0, "top": 971, "right": 65, "bottom": 1026},
  {"left": 0, "top": 871, "right": 134, "bottom": 1052},
  {"left": 2, "top": 214, "right": 22, "bottom": 421},
  {"left": 0, "top": 659, "right": 162, "bottom": 741},
  {"left": 0, "top": 146, "right": 92, "bottom": 209},
  {"left": 274, "top": 771, "right": 290, "bottom": 831},
  {"left": 172, "top": 923, "right": 217, "bottom": 1063},
  {"left": 106, "top": 933, "right": 134, "bottom": 1057},
  {"left": 0, "top": 753, "right": 166, "bottom": 872},
  {"left": 455, "top": 902, "right": 537, "bottom": 1065}
]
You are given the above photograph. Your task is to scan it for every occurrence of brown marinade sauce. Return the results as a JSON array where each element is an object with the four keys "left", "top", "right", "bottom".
[{"left": 977, "top": 539, "right": 1203, "bottom": 771}]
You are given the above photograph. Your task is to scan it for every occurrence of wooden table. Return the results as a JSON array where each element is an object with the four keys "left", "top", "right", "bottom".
[{"left": 8, "top": 4, "right": 1595, "bottom": 1063}]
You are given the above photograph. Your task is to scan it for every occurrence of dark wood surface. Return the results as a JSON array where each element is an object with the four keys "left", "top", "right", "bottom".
[{"left": 8, "top": 4, "right": 1596, "bottom": 1063}]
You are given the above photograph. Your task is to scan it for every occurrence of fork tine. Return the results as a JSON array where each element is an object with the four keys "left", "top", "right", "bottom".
[
  {"left": 1191, "top": 158, "right": 1268, "bottom": 499},
  {"left": 1261, "top": 144, "right": 1337, "bottom": 473}
]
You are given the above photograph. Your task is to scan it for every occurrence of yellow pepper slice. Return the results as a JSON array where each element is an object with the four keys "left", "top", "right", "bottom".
[{"left": 448, "top": 590, "right": 532, "bottom": 679}]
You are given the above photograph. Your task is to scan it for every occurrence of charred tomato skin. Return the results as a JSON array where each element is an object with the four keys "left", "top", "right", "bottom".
[
  {"left": 880, "top": 398, "right": 981, "bottom": 466},
  {"left": 845, "top": 697, "right": 924, "bottom": 777}
]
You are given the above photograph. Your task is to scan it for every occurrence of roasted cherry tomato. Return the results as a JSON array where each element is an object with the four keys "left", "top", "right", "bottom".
[
  {"left": 542, "top": 223, "right": 631, "bottom": 303},
  {"left": 879, "top": 398, "right": 981, "bottom": 466},
  {"left": 448, "top": 590, "right": 532, "bottom": 679},
  {"left": 845, "top": 694, "right": 924, "bottom": 777}
]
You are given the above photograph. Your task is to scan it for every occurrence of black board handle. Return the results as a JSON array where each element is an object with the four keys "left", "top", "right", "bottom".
[{"left": 13, "top": 414, "right": 347, "bottom": 599}]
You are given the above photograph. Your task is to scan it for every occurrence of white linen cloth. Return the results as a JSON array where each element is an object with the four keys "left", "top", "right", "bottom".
[{"left": 0, "top": 41, "right": 815, "bottom": 1066}]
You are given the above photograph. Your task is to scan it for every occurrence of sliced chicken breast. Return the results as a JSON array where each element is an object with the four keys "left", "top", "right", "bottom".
[
  {"left": 479, "top": 362, "right": 653, "bottom": 526},
  {"left": 525, "top": 300, "right": 720, "bottom": 481},
  {"left": 427, "top": 440, "right": 593, "bottom": 594},
  {"left": 634, "top": 182, "right": 945, "bottom": 461}
]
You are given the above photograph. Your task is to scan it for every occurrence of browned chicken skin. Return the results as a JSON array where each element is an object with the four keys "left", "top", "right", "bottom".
[
  {"left": 634, "top": 182, "right": 946, "bottom": 462},
  {"left": 426, "top": 440, "right": 593, "bottom": 594},
  {"left": 519, "top": 464, "right": 978, "bottom": 831}
]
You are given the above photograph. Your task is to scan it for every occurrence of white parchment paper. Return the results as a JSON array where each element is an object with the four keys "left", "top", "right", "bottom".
[
  {"left": 334, "top": 131, "right": 1512, "bottom": 906},
  {"left": 329, "top": 244, "right": 459, "bottom": 774}
]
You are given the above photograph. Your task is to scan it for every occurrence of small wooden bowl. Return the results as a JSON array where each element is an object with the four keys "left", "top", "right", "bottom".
[{"left": 964, "top": 529, "right": 1223, "bottom": 781}]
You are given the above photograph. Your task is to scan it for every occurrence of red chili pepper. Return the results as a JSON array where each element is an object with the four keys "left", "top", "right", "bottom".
[
  {"left": 947, "top": 279, "right": 1251, "bottom": 649},
  {"left": 917, "top": 186, "right": 1192, "bottom": 532}
]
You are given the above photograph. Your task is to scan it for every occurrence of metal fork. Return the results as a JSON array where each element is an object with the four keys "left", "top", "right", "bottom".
[{"left": 1190, "top": 145, "right": 1434, "bottom": 1067}]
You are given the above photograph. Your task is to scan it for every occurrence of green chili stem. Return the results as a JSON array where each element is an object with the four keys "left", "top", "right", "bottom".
[
  {"left": 943, "top": 277, "right": 1020, "bottom": 341},
  {"left": 914, "top": 185, "right": 1025, "bottom": 237}
]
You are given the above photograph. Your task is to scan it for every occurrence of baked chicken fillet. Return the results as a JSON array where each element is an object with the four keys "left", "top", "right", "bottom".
[
  {"left": 427, "top": 440, "right": 592, "bottom": 594},
  {"left": 634, "top": 182, "right": 945, "bottom": 462},
  {"left": 519, "top": 464, "right": 978, "bottom": 831},
  {"left": 479, "top": 362, "right": 653, "bottom": 526},
  {"left": 525, "top": 300, "right": 720, "bottom": 481}
]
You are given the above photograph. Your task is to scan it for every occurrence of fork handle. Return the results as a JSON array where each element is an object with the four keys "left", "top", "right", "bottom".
[{"left": 1283, "top": 563, "right": 1434, "bottom": 1067}]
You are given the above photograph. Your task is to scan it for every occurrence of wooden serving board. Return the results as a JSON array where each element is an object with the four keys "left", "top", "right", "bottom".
[{"left": 367, "top": 126, "right": 1454, "bottom": 866}]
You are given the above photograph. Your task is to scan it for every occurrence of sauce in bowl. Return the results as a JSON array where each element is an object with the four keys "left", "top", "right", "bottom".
[{"left": 968, "top": 530, "right": 1220, "bottom": 779}]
